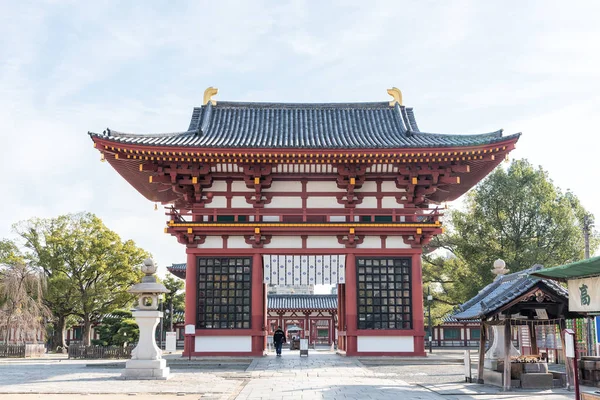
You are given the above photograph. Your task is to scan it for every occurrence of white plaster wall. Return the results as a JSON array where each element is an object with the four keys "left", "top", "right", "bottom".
[
  {"left": 306, "top": 181, "right": 336, "bottom": 192},
  {"left": 198, "top": 236, "right": 223, "bottom": 248},
  {"left": 266, "top": 197, "right": 303, "bottom": 208},
  {"left": 386, "top": 237, "right": 411, "bottom": 249},
  {"left": 357, "top": 236, "right": 381, "bottom": 249},
  {"left": 329, "top": 216, "right": 347, "bottom": 222},
  {"left": 232, "top": 181, "right": 252, "bottom": 192},
  {"left": 381, "top": 197, "right": 401, "bottom": 208},
  {"left": 306, "top": 236, "right": 344, "bottom": 249},
  {"left": 307, "top": 197, "right": 344, "bottom": 208},
  {"left": 355, "top": 197, "right": 378, "bottom": 208},
  {"left": 228, "top": 236, "right": 248, "bottom": 248},
  {"left": 209, "top": 196, "right": 227, "bottom": 208},
  {"left": 358, "top": 181, "right": 377, "bottom": 191},
  {"left": 264, "top": 181, "right": 302, "bottom": 192},
  {"left": 266, "top": 236, "right": 303, "bottom": 249},
  {"left": 210, "top": 181, "right": 228, "bottom": 191},
  {"left": 231, "top": 196, "right": 253, "bottom": 208},
  {"left": 357, "top": 336, "right": 414, "bottom": 352},
  {"left": 381, "top": 182, "right": 407, "bottom": 192},
  {"left": 195, "top": 336, "right": 252, "bottom": 352}
]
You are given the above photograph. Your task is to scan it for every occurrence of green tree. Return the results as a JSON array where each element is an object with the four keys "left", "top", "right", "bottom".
[
  {"left": 162, "top": 276, "right": 184, "bottom": 333},
  {"left": 14, "top": 213, "right": 149, "bottom": 346},
  {"left": 0, "top": 240, "right": 50, "bottom": 343},
  {"left": 424, "top": 159, "right": 598, "bottom": 323},
  {"left": 93, "top": 309, "right": 139, "bottom": 346}
]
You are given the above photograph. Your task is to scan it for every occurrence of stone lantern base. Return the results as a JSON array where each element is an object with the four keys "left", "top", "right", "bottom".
[
  {"left": 122, "top": 359, "right": 170, "bottom": 380},
  {"left": 121, "top": 310, "right": 171, "bottom": 380}
]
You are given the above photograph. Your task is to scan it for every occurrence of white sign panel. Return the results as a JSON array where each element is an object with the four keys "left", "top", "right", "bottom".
[
  {"left": 568, "top": 276, "right": 600, "bottom": 312},
  {"left": 564, "top": 329, "right": 575, "bottom": 358},
  {"left": 165, "top": 332, "right": 177, "bottom": 352},
  {"left": 464, "top": 350, "right": 472, "bottom": 381},
  {"left": 300, "top": 338, "right": 309, "bottom": 351},
  {"left": 185, "top": 324, "right": 195, "bottom": 335}
]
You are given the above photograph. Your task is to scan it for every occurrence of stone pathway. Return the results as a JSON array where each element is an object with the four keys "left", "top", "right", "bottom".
[
  {"left": 0, "top": 358, "right": 241, "bottom": 397},
  {"left": 237, "top": 350, "right": 442, "bottom": 399},
  {"left": 0, "top": 351, "right": 587, "bottom": 399}
]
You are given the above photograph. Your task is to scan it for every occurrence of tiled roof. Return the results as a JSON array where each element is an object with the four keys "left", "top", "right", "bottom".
[
  {"left": 168, "top": 263, "right": 186, "bottom": 271},
  {"left": 89, "top": 101, "right": 520, "bottom": 149},
  {"left": 167, "top": 263, "right": 186, "bottom": 280},
  {"left": 453, "top": 265, "right": 569, "bottom": 320},
  {"left": 268, "top": 294, "right": 337, "bottom": 310},
  {"left": 441, "top": 314, "right": 479, "bottom": 324}
]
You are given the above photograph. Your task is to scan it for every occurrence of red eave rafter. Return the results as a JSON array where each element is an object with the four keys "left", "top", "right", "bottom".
[
  {"left": 92, "top": 136, "right": 518, "bottom": 164},
  {"left": 165, "top": 223, "right": 442, "bottom": 235}
]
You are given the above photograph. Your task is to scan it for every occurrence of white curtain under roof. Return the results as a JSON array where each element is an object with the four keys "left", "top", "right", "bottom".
[{"left": 263, "top": 255, "right": 346, "bottom": 285}]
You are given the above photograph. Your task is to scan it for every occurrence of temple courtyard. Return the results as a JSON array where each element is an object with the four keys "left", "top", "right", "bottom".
[{"left": 0, "top": 350, "right": 587, "bottom": 399}]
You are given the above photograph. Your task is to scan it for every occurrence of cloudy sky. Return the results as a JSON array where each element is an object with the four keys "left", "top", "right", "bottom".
[{"left": 1, "top": 0, "right": 599, "bottom": 279}]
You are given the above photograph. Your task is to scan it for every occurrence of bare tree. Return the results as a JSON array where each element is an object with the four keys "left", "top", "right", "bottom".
[{"left": 0, "top": 261, "right": 50, "bottom": 344}]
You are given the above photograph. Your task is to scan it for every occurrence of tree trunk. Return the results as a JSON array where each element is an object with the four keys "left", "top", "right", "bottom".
[
  {"left": 51, "top": 315, "right": 67, "bottom": 350},
  {"left": 83, "top": 316, "right": 92, "bottom": 346}
]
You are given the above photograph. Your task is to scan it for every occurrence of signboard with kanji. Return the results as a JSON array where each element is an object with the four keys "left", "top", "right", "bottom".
[{"left": 568, "top": 276, "right": 600, "bottom": 312}]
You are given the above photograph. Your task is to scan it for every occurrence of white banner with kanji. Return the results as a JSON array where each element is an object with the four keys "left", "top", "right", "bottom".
[
  {"left": 568, "top": 276, "right": 600, "bottom": 312},
  {"left": 263, "top": 255, "right": 346, "bottom": 285}
]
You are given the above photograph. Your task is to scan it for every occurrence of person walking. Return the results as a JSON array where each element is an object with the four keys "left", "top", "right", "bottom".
[{"left": 273, "top": 326, "right": 286, "bottom": 357}]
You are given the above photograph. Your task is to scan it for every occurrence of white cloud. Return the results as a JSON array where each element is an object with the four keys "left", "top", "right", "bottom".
[{"left": 1, "top": 0, "right": 600, "bottom": 268}]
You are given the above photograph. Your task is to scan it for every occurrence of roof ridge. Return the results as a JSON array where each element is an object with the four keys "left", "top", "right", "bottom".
[
  {"left": 211, "top": 101, "right": 391, "bottom": 109},
  {"left": 89, "top": 128, "right": 198, "bottom": 139}
]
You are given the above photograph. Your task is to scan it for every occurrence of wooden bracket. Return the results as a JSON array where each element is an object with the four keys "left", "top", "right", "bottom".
[
  {"left": 337, "top": 234, "right": 365, "bottom": 248},
  {"left": 244, "top": 234, "right": 272, "bottom": 248}
]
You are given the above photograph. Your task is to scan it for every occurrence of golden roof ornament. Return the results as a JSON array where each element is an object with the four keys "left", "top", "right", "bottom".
[
  {"left": 203, "top": 87, "right": 218, "bottom": 106},
  {"left": 387, "top": 87, "right": 403, "bottom": 106}
]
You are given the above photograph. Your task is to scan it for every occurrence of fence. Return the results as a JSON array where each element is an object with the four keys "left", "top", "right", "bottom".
[
  {"left": 0, "top": 344, "right": 46, "bottom": 358},
  {"left": 68, "top": 345, "right": 134, "bottom": 359}
]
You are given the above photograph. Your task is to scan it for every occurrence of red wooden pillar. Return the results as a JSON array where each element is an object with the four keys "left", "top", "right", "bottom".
[
  {"left": 251, "top": 253, "right": 265, "bottom": 355},
  {"left": 263, "top": 283, "right": 268, "bottom": 351},
  {"left": 304, "top": 313, "right": 309, "bottom": 341},
  {"left": 345, "top": 254, "right": 358, "bottom": 355},
  {"left": 338, "top": 284, "right": 346, "bottom": 351},
  {"left": 411, "top": 253, "right": 426, "bottom": 355},
  {"left": 184, "top": 250, "right": 197, "bottom": 356},
  {"left": 331, "top": 313, "right": 336, "bottom": 346}
]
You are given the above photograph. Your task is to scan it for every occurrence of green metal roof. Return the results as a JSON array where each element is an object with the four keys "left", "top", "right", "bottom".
[{"left": 529, "top": 256, "right": 600, "bottom": 281}]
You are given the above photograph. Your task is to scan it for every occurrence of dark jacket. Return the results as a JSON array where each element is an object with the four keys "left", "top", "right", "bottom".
[{"left": 273, "top": 329, "right": 286, "bottom": 344}]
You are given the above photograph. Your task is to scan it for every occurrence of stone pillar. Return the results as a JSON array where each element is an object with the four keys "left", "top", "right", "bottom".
[{"left": 484, "top": 324, "right": 520, "bottom": 369}]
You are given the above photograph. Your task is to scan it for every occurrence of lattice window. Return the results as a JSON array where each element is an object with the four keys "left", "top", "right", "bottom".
[
  {"left": 196, "top": 257, "right": 252, "bottom": 329},
  {"left": 357, "top": 257, "right": 412, "bottom": 330},
  {"left": 444, "top": 328, "right": 460, "bottom": 340}
]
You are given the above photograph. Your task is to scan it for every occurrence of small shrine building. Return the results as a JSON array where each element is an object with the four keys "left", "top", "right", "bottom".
[{"left": 89, "top": 87, "right": 520, "bottom": 356}]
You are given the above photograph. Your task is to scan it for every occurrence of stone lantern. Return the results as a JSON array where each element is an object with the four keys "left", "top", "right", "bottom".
[
  {"left": 485, "top": 259, "right": 519, "bottom": 369},
  {"left": 121, "top": 258, "right": 171, "bottom": 380}
]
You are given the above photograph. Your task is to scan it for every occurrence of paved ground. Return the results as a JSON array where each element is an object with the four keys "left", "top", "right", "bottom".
[{"left": 0, "top": 349, "right": 590, "bottom": 399}]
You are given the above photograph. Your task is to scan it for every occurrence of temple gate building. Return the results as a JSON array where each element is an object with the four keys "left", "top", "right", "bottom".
[{"left": 89, "top": 87, "right": 520, "bottom": 356}]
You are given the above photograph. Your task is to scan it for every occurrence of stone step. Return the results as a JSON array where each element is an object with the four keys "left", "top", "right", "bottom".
[{"left": 520, "top": 372, "right": 554, "bottom": 389}]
